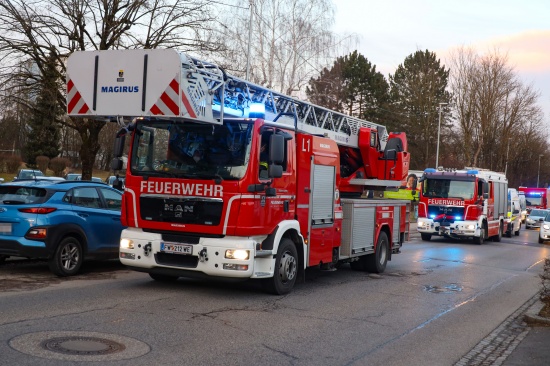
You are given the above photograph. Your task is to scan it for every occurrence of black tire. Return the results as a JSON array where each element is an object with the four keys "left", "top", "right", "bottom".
[
  {"left": 365, "top": 232, "right": 389, "bottom": 273},
  {"left": 493, "top": 222, "right": 503, "bottom": 242},
  {"left": 539, "top": 237, "right": 544, "bottom": 244},
  {"left": 506, "top": 223, "right": 512, "bottom": 238},
  {"left": 262, "top": 238, "right": 298, "bottom": 295},
  {"left": 473, "top": 225, "right": 485, "bottom": 245},
  {"left": 0, "top": 255, "right": 7, "bottom": 264},
  {"left": 48, "top": 237, "right": 83, "bottom": 276},
  {"left": 149, "top": 273, "right": 179, "bottom": 282},
  {"left": 514, "top": 223, "right": 521, "bottom": 236},
  {"left": 420, "top": 233, "right": 432, "bottom": 241}
]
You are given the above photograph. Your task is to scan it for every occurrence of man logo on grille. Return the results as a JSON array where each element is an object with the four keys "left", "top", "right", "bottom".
[{"left": 184, "top": 205, "right": 194, "bottom": 213}]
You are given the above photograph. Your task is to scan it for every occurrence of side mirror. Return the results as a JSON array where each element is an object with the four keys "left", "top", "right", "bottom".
[
  {"left": 513, "top": 209, "right": 520, "bottom": 214},
  {"left": 111, "top": 158, "right": 123, "bottom": 171},
  {"left": 483, "top": 192, "right": 489, "bottom": 199},
  {"left": 268, "top": 164, "right": 283, "bottom": 179},
  {"left": 113, "top": 134, "right": 126, "bottom": 158}
]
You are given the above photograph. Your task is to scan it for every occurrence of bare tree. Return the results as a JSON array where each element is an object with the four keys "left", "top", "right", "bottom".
[
  {"left": 447, "top": 47, "right": 546, "bottom": 182},
  {"left": 210, "top": 0, "right": 346, "bottom": 97},
  {"left": 0, "top": 0, "right": 220, "bottom": 179}
]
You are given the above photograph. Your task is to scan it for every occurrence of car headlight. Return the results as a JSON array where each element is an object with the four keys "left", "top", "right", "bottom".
[
  {"left": 417, "top": 221, "right": 425, "bottom": 228},
  {"left": 120, "top": 238, "right": 134, "bottom": 249},
  {"left": 225, "top": 249, "right": 249, "bottom": 260},
  {"left": 466, "top": 224, "right": 475, "bottom": 230}
]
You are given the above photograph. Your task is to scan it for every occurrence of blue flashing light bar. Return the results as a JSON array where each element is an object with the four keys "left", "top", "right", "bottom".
[
  {"left": 249, "top": 103, "right": 265, "bottom": 119},
  {"left": 429, "top": 214, "right": 436, "bottom": 219},
  {"left": 466, "top": 169, "right": 479, "bottom": 174},
  {"left": 528, "top": 192, "right": 542, "bottom": 197},
  {"left": 425, "top": 168, "right": 437, "bottom": 173},
  {"left": 455, "top": 216, "right": 462, "bottom": 220}
]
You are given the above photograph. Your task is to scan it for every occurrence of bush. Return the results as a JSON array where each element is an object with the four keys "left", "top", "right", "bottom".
[
  {"left": 5, "top": 155, "right": 22, "bottom": 173},
  {"left": 36, "top": 155, "right": 50, "bottom": 174},
  {"left": 49, "top": 157, "right": 70, "bottom": 177}
]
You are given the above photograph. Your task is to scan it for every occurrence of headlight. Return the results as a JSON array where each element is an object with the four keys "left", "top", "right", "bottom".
[
  {"left": 417, "top": 221, "right": 425, "bottom": 228},
  {"left": 466, "top": 224, "right": 475, "bottom": 230},
  {"left": 120, "top": 238, "right": 134, "bottom": 249},
  {"left": 225, "top": 249, "right": 249, "bottom": 260}
]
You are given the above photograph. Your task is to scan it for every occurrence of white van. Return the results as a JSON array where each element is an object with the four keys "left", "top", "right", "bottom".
[
  {"left": 518, "top": 191, "right": 527, "bottom": 223},
  {"left": 506, "top": 188, "right": 522, "bottom": 237}
]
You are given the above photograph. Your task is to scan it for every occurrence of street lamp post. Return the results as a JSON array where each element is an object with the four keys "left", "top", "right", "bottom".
[
  {"left": 537, "top": 154, "right": 543, "bottom": 188},
  {"left": 435, "top": 102, "right": 448, "bottom": 169},
  {"left": 505, "top": 139, "right": 510, "bottom": 176}
]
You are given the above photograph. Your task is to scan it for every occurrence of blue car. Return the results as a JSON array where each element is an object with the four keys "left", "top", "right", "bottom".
[{"left": 0, "top": 180, "right": 125, "bottom": 276}]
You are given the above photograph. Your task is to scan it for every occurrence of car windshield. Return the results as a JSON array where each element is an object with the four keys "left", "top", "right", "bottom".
[
  {"left": 130, "top": 119, "right": 253, "bottom": 180},
  {"left": 526, "top": 196, "right": 543, "bottom": 206},
  {"left": 423, "top": 179, "right": 475, "bottom": 199},
  {"left": 0, "top": 186, "right": 48, "bottom": 204}
]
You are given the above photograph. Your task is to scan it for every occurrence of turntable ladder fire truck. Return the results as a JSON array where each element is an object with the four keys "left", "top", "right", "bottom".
[
  {"left": 66, "top": 49, "right": 411, "bottom": 294},
  {"left": 416, "top": 168, "right": 508, "bottom": 244}
]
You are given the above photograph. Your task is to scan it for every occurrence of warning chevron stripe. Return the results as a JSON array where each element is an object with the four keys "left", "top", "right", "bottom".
[
  {"left": 150, "top": 79, "right": 180, "bottom": 116},
  {"left": 67, "top": 79, "right": 91, "bottom": 114}
]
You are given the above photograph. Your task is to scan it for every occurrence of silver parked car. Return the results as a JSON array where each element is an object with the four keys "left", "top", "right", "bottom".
[{"left": 525, "top": 209, "right": 549, "bottom": 229}]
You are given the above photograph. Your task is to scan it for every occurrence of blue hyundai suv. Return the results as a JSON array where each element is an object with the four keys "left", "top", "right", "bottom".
[{"left": 0, "top": 180, "right": 125, "bottom": 276}]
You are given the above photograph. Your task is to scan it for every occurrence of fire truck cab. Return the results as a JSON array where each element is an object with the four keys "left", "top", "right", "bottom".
[{"left": 416, "top": 168, "right": 508, "bottom": 244}]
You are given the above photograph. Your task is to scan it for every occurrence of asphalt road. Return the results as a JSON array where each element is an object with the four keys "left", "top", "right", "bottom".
[{"left": 0, "top": 226, "right": 548, "bottom": 366}]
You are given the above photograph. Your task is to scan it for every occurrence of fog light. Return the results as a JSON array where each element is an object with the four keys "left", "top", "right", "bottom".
[
  {"left": 223, "top": 263, "right": 249, "bottom": 271},
  {"left": 120, "top": 252, "right": 135, "bottom": 260},
  {"left": 120, "top": 238, "right": 134, "bottom": 249},
  {"left": 26, "top": 228, "right": 47, "bottom": 239},
  {"left": 225, "top": 249, "right": 249, "bottom": 260}
]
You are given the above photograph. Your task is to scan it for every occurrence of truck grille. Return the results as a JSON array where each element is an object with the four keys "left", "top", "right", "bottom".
[
  {"left": 140, "top": 197, "right": 223, "bottom": 225},
  {"left": 428, "top": 205, "right": 465, "bottom": 223}
]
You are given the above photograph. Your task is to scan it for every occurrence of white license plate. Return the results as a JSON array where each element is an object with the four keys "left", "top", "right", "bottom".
[
  {"left": 160, "top": 242, "right": 193, "bottom": 255},
  {"left": 0, "top": 223, "right": 11, "bottom": 234}
]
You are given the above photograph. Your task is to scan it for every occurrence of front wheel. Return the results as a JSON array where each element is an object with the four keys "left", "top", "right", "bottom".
[
  {"left": 48, "top": 237, "right": 83, "bottom": 276},
  {"left": 539, "top": 237, "right": 544, "bottom": 244},
  {"left": 514, "top": 223, "right": 521, "bottom": 236},
  {"left": 0, "top": 255, "right": 8, "bottom": 264},
  {"left": 420, "top": 233, "right": 432, "bottom": 241},
  {"left": 365, "top": 232, "right": 389, "bottom": 273},
  {"left": 473, "top": 225, "right": 485, "bottom": 245},
  {"left": 262, "top": 238, "right": 298, "bottom": 295}
]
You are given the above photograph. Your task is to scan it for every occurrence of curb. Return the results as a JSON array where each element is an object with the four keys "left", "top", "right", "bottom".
[{"left": 523, "top": 298, "right": 550, "bottom": 326}]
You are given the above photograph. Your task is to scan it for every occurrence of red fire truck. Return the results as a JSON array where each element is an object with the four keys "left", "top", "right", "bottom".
[
  {"left": 416, "top": 168, "right": 508, "bottom": 244},
  {"left": 66, "top": 49, "right": 411, "bottom": 294},
  {"left": 518, "top": 187, "right": 550, "bottom": 211}
]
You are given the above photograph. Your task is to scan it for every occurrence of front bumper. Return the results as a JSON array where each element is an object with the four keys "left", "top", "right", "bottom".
[
  {"left": 417, "top": 218, "right": 480, "bottom": 239},
  {"left": 118, "top": 228, "right": 275, "bottom": 279}
]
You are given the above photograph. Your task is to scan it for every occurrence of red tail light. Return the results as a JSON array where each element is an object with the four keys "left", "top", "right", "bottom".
[{"left": 18, "top": 207, "right": 57, "bottom": 214}]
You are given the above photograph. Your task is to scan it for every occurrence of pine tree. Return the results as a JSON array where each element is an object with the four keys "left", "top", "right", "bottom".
[{"left": 23, "top": 49, "right": 62, "bottom": 166}]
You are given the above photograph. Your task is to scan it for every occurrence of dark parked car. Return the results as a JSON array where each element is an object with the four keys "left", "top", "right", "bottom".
[
  {"left": 0, "top": 180, "right": 125, "bottom": 276},
  {"left": 14, "top": 169, "right": 44, "bottom": 180}
]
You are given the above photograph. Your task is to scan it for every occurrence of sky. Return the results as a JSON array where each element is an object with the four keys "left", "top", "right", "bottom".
[{"left": 332, "top": 0, "right": 550, "bottom": 121}]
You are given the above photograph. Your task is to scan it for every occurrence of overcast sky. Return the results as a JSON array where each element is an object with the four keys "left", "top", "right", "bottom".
[{"left": 332, "top": 0, "right": 550, "bottom": 120}]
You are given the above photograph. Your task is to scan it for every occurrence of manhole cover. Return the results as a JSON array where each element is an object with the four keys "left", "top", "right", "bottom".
[
  {"left": 43, "top": 336, "right": 125, "bottom": 355},
  {"left": 9, "top": 331, "right": 150, "bottom": 361},
  {"left": 424, "top": 283, "right": 463, "bottom": 294}
]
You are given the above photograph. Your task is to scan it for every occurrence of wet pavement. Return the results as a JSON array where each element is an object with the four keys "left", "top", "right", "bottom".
[{"left": 409, "top": 222, "right": 550, "bottom": 366}]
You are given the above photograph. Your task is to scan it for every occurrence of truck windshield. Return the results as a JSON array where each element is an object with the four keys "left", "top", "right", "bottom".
[
  {"left": 423, "top": 179, "right": 475, "bottom": 200},
  {"left": 525, "top": 196, "right": 543, "bottom": 206},
  {"left": 130, "top": 120, "right": 253, "bottom": 180}
]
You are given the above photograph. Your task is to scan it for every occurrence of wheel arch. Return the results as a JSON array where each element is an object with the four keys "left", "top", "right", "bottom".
[
  {"left": 45, "top": 224, "right": 89, "bottom": 257},
  {"left": 262, "top": 220, "right": 306, "bottom": 270}
]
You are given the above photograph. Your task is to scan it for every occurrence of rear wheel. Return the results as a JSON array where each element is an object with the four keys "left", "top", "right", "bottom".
[
  {"left": 48, "top": 237, "right": 83, "bottom": 276},
  {"left": 262, "top": 238, "right": 298, "bottom": 295},
  {"left": 493, "top": 222, "right": 503, "bottom": 242},
  {"left": 365, "top": 232, "right": 389, "bottom": 273},
  {"left": 420, "top": 233, "right": 432, "bottom": 241}
]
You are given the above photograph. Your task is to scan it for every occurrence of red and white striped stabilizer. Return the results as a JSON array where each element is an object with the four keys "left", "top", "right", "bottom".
[
  {"left": 149, "top": 78, "right": 197, "bottom": 118},
  {"left": 67, "top": 79, "right": 91, "bottom": 115}
]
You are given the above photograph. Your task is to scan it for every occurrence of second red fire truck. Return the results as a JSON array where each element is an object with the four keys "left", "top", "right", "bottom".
[
  {"left": 416, "top": 168, "right": 508, "bottom": 244},
  {"left": 518, "top": 187, "right": 550, "bottom": 211},
  {"left": 66, "top": 49, "right": 411, "bottom": 294}
]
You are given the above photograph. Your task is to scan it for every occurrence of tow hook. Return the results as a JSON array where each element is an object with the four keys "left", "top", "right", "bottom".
[
  {"left": 143, "top": 243, "right": 152, "bottom": 257},
  {"left": 198, "top": 248, "right": 208, "bottom": 262}
]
